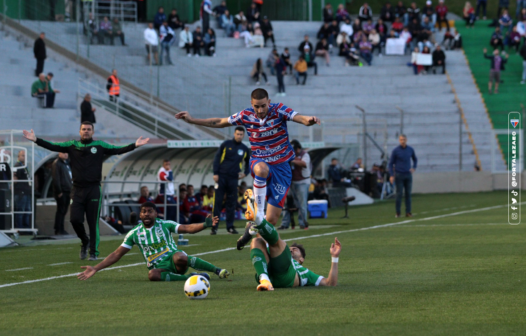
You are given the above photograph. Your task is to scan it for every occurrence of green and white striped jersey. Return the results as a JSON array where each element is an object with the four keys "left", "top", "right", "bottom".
[
  {"left": 121, "top": 219, "right": 180, "bottom": 269},
  {"left": 292, "top": 259, "right": 324, "bottom": 287}
]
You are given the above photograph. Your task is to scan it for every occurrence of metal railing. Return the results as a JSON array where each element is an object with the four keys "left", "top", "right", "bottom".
[{"left": 88, "top": 1, "right": 137, "bottom": 24}]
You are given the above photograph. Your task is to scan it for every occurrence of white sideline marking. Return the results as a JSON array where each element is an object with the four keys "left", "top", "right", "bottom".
[
  {"left": 48, "top": 262, "right": 73, "bottom": 266},
  {"left": 413, "top": 204, "right": 477, "bottom": 215},
  {"left": 0, "top": 203, "right": 509, "bottom": 289},
  {"left": 5, "top": 267, "right": 33, "bottom": 272},
  {"left": 397, "top": 223, "right": 507, "bottom": 228}
]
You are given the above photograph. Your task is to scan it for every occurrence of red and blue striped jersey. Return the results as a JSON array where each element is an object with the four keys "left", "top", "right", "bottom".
[{"left": 228, "top": 103, "right": 298, "bottom": 165}]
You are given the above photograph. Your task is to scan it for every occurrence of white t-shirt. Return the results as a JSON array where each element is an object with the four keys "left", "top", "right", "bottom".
[{"left": 144, "top": 28, "right": 159, "bottom": 46}]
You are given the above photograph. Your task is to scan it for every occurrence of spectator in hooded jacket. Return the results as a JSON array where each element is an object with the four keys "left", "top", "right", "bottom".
[
  {"left": 358, "top": 3, "right": 373, "bottom": 22},
  {"left": 160, "top": 21, "right": 175, "bottom": 65},
  {"left": 380, "top": 2, "right": 395, "bottom": 22},
  {"left": 432, "top": 45, "right": 446, "bottom": 74},
  {"left": 153, "top": 7, "right": 166, "bottom": 31}
]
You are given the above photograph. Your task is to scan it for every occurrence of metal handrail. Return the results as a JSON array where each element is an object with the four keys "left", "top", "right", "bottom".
[{"left": 89, "top": 1, "right": 138, "bottom": 23}]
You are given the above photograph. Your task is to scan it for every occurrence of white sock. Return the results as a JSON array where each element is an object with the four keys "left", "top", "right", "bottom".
[
  {"left": 253, "top": 176, "right": 267, "bottom": 225},
  {"left": 259, "top": 274, "right": 270, "bottom": 282}
]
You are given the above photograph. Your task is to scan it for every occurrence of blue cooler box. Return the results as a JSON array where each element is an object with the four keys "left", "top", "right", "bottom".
[{"left": 308, "top": 200, "right": 328, "bottom": 218}]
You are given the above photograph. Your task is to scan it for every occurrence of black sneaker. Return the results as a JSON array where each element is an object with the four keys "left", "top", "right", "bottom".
[
  {"left": 227, "top": 227, "right": 239, "bottom": 234},
  {"left": 237, "top": 222, "right": 258, "bottom": 251},
  {"left": 80, "top": 244, "right": 88, "bottom": 260},
  {"left": 190, "top": 272, "right": 211, "bottom": 281},
  {"left": 88, "top": 254, "right": 97, "bottom": 261},
  {"left": 210, "top": 229, "right": 217, "bottom": 235}
]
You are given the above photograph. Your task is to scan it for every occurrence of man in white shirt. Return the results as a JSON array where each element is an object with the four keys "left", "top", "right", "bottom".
[
  {"left": 144, "top": 22, "right": 159, "bottom": 65},
  {"left": 179, "top": 26, "right": 193, "bottom": 56},
  {"left": 340, "top": 18, "right": 354, "bottom": 37},
  {"left": 279, "top": 140, "right": 311, "bottom": 230}
]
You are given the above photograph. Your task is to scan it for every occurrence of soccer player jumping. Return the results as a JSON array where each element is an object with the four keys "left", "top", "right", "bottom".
[
  {"left": 78, "top": 202, "right": 230, "bottom": 282},
  {"left": 175, "top": 88, "right": 320, "bottom": 238}
]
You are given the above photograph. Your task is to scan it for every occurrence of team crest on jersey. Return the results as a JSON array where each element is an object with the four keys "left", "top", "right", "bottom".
[
  {"left": 266, "top": 120, "right": 274, "bottom": 127},
  {"left": 273, "top": 182, "right": 286, "bottom": 195},
  {"left": 238, "top": 149, "right": 244, "bottom": 156},
  {"left": 90, "top": 147, "right": 97, "bottom": 154}
]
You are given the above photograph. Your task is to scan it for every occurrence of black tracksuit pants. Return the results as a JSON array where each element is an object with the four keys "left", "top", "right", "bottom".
[
  {"left": 54, "top": 192, "right": 70, "bottom": 233},
  {"left": 70, "top": 185, "right": 102, "bottom": 256},
  {"left": 213, "top": 175, "right": 238, "bottom": 230}
]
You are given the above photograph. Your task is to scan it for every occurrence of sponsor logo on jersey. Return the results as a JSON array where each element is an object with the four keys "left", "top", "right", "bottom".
[
  {"left": 255, "top": 144, "right": 284, "bottom": 156},
  {"left": 146, "top": 247, "right": 169, "bottom": 262},
  {"left": 91, "top": 147, "right": 97, "bottom": 154},
  {"left": 273, "top": 182, "right": 286, "bottom": 195}
]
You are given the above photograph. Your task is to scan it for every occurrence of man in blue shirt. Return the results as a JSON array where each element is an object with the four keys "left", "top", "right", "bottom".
[{"left": 388, "top": 134, "right": 417, "bottom": 217}]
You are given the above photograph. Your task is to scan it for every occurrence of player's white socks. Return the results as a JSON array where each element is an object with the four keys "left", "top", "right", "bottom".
[
  {"left": 253, "top": 176, "right": 267, "bottom": 225},
  {"left": 259, "top": 274, "right": 271, "bottom": 282}
]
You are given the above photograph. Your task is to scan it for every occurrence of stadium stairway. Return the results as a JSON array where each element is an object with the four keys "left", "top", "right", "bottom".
[{"left": 18, "top": 19, "right": 497, "bottom": 172}]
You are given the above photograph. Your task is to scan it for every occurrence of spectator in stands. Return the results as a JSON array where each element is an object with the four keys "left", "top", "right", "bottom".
[
  {"left": 476, "top": 0, "right": 487, "bottom": 20},
  {"left": 234, "top": 11, "right": 247, "bottom": 31},
  {"left": 201, "top": 0, "right": 212, "bottom": 33},
  {"left": 464, "top": 2, "right": 476, "bottom": 28},
  {"left": 298, "top": 35, "right": 313, "bottom": 53},
  {"left": 406, "top": 2, "right": 421, "bottom": 26},
  {"left": 195, "top": 185, "right": 208, "bottom": 203},
  {"left": 31, "top": 73, "right": 55, "bottom": 108},
  {"left": 33, "top": 32, "right": 46, "bottom": 77},
  {"left": 240, "top": 22, "right": 263, "bottom": 48},
  {"left": 381, "top": 2, "right": 395, "bottom": 22},
  {"left": 337, "top": 31, "right": 351, "bottom": 48},
  {"left": 52, "top": 152, "right": 71, "bottom": 235},
  {"left": 251, "top": 58, "right": 269, "bottom": 85},
  {"left": 157, "top": 159, "right": 177, "bottom": 221},
  {"left": 520, "top": 41, "right": 526, "bottom": 84},
  {"left": 410, "top": 46, "right": 420, "bottom": 75},
  {"left": 517, "top": 18, "right": 526, "bottom": 38},
  {"left": 203, "top": 185, "right": 215, "bottom": 213},
  {"left": 376, "top": 19, "right": 388, "bottom": 45},
  {"left": 509, "top": 26, "right": 522, "bottom": 51},
  {"left": 86, "top": 13, "right": 102, "bottom": 45},
  {"left": 453, "top": 30, "right": 463, "bottom": 50},
  {"left": 221, "top": 10, "right": 236, "bottom": 37},
  {"left": 315, "top": 38, "right": 331, "bottom": 66},
  {"left": 400, "top": 27, "right": 413, "bottom": 53},
  {"left": 422, "top": 1, "right": 436, "bottom": 26},
  {"left": 323, "top": 3, "right": 334, "bottom": 23},
  {"left": 395, "top": 1, "right": 407, "bottom": 20},
  {"left": 302, "top": 44, "right": 318, "bottom": 75},
  {"left": 484, "top": 48, "right": 508, "bottom": 94},
  {"left": 352, "top": 18, "right": 363, "bottom": 39},
  {"left": 80, "top": 93, "right": 96, "bottom": 123},
  {"left": 442, "top": 28, "right": 454, "bottom": 49},
  {"left": 363, "top": 19, "right": 375, "bottom": 36},
  {"left": 204, "top": 28, "right": 217, "bottom": 56},
  {"left": 421, "top": 16, "right": 436, "bottom": 43},
  {"left": 517, "top": 1, "right": 526, "bottom": 20},
  {"left": 422, "top": 45, "right": 432, "bottom": 73},
  {"left": 328, "top": 158, "right": 345, "bottom": 186},
  {"left": 168, "top": 9, "right": 183, "bottom": 30},
  {"left": 499, "top": 9, "right": 513, "bottom": 37},
  {"left": 183, "top": 185, "right": 207, "bottom": 224},
  {"left": 261, "top": 16, "right": 276, "bottom": 48},
  {"left": 336, "top": 3, "right": 351, "bottom": 23},
  {"left": 178, "top": 188, "right": 188, "bottom": 224},
  {"left": 13, "top": 151, "right": 31, "bottom": 229},
  {"left": 107, "top": 69, "right": 120, "bottom": 102},
  {"left": 342, "top": 41, "right": 361, "bottom": 66},
  {"left": 144, "top": 22, "right": 159, "bottom": 65},
  {"left": 490, "top": 27, "right": 505, "bottom": 51},
  {"left": 519, "top": 8, "right": 526, "bottom": 21},
  {"left": 340, "top": 18, "right": 354, "bottom": 39},
  {"left": 435, "top": 0, "right": 449, "bottom": 31},
  {"left": 294, "top": 55, "right": 308, "bottom": 85},
  {"left": 179, "top": 25, "right": 193, "bottom": 56},
  {"left": 214, "top": 1, "right": 228, "bottom": 27},
  {"left": 153, "top": 7, "right": 166, "bottom": 31},
  {"left": 281, "top": 47, "right": 293, "bottom": 73},
  {"left": 99, "top": 17, "right": 112, "bottom": 45},
  {"left": 389, "top": 134, "right": 417, "bottom": 218},
  {"left": 392, "top": 17, "right": 404, "bottom": 34},
  {"left": 274, "top": 51, "right": 287, "bottom": 96},
  {"left": 359, "top": 34, "right": 373, "bottom": 66},
  {"left": 369, "top": 29, "right": 381, "bottom": 55},
  {"left": 137, "top": 186, "right": 153, "bottom": 204},
  {"left": 432, "top": 45, "right": 446, "bottom": 74},
  {"left": 358, "top": 3, "right": 373, "bottom": 22},
  {"left": 497, "top": 0, "right": 510, "bottom": 19},
  {"left": 46, "top": 72, "right": 60, "bottom": 97},
  {"left": 330, "top": 19, "right": 340, "bottom": 46},
  {"left": 193, "top": 26, "right": 205, "bottom": 57},
  {"left": 111, "top": 18, "right": 126, "bottom": 46},
  {"left": 160, "top": 21, "right": 175, "bottom": 65},
  {"left": 267, "top": 48, "right": 278, "bottom": 75},
  {"left": 246, "top": 2, "right": 261, "bottom": 23},
  {"left": 318, "top": 22, "right": 334, "bottom": 46}
]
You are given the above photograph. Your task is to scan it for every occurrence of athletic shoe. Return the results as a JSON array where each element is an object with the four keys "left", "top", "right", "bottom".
[
  {"left": 80, "top": 245, "right": 88, "bottom": 260},
  {"left": 88, "top": 254, "right": 97, "bottom": 261},
  {"left": 244, "top": 189, "right": 256, "bottom": 221},
  {"left": 190, "top": 272, "right": 210, "bottom": 281},
  {"left": 395, "top": 214, "right": 400, "bottom": 218},
  {"left": 257, "top": 279, "right": 274, "bottom": 291},
  {"left": 210, "top": 229, "right": 217, "bottom": 235},
  {"left": 227, "top": 227, "right": 239, "bottom": 234},
  {"left": 406, "top": 213, "right": 413, "bottom": 217},
  {"left": 218, "top": 269, "right": 230, "bottom": 279},
  {"left": 237, "top": 221, "right": 258, "bottom": 250}
]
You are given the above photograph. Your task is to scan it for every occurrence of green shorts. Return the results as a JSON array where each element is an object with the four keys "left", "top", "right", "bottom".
[
  {"left": 255, "top": 246, "right": 297, "bottom": 288},
  {"left": 151, "top": 250, "right": 185, "bottom": 274}
]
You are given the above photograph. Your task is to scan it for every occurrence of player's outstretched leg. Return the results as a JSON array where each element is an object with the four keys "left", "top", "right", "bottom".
[
  {"left": 237, "top": 221, "right": 258, "bottom": 250},
  {"left": 250, "top": 238, "right": 274, "bottom": 291},
  {"left": 251, "top": 162, "right": 269, "bottom": 224},
  {"left": 187, "top": 255, "right": 230, "bottom": 279}
]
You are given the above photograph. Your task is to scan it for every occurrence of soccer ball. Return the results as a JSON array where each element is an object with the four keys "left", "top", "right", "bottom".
[{"left": 184, "top": 275, "right": 210, "bottom": 300}]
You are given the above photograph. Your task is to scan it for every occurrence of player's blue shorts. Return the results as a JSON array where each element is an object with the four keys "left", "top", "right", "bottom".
[{"left": 250, "top": 158, "right": 292, "bottom": 209}]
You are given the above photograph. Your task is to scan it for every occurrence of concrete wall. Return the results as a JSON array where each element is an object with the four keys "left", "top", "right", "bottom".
[{"left": 412, "top": 171, "right": 526, "bottom": 194}]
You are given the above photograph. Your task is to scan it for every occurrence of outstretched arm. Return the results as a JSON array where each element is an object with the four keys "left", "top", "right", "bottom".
[
  {"left": 23, "top": 129, "right": 73, "bottom": 152},
  {"left": 177, "top": 215, "right": 219, "bottom": 234},
  {"left": 292, "top": 114, "right": 321, "bottom": 127},
  {"left": 175, "top": 111, "right": 231, "bottom": 128},
  {"left": 319, "top": 237, "right": 341, "bottom": 287},
  {"left": 77, "top": 246, "right": 129, "bottom": 280}
]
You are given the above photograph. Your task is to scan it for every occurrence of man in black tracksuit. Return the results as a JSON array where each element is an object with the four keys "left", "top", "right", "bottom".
[
  {"left": 211, "top": 126, "right": 250, "bottom": 235},
  {"left": 23, "top": 122, "right": 149, "bottom": 260}
]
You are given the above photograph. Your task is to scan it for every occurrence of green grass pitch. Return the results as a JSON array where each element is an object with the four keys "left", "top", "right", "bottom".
[{"left": 1, "top": 191, "right": 525, "bottom": 335}]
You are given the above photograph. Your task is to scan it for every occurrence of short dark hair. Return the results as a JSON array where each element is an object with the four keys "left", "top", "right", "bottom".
[
  {"left": 291, "top": 243, "right": 306, "bottom": 259},
  {"left": 187, "top": 184, "right": 194, "bottom": 189},
  {"left": 251, "top": 88, "right": 269, "bottom": 100},
  {"left": 291, "top": 140, "right": 302, "bottom": 150},
  {"left": 331, "top": 158, "right": 337, "bottom": 161},
  {"left": 163, "top": 159, "right": 170, "bottom": 163},
  {"left": 208, "top": 185, "right": 215, "bottom": 190},
  {"left": 80, "top": 121, "right": 94, "bottom": 130},
  {"left": 180, "top": 188, "right": 187, "bottom": 193},
  {"left": 201, "top": 185, "right": 207, "bottom": 190},
  {"left": 235, "top": 126, "right": 245, "bottom": 133},
  {"left": 140, "top": 202, "right": 157, "bottom": 211}
]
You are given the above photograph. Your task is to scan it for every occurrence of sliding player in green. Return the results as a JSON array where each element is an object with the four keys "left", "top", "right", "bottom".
[
  {"left": 240, "top": 217, "right": 340, "bottom": 291},
  {"left": 78, "top": 202, "right": 230, "bottom": 282}
]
